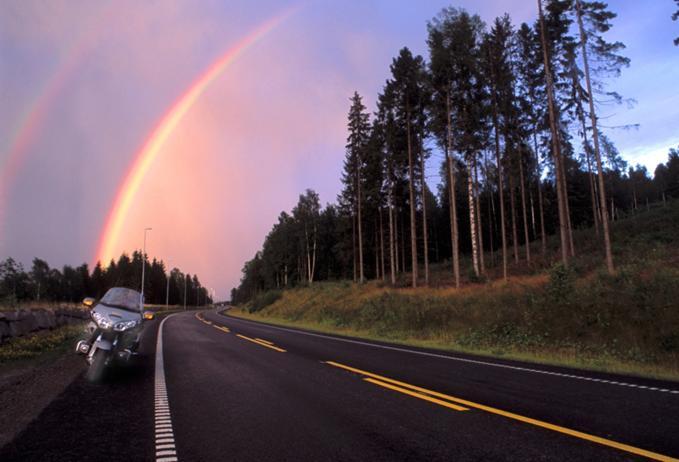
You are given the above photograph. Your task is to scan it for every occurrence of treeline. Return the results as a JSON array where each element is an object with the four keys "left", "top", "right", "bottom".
[
  {"left": 232, "top": 1, "right": 679, "bottom": 303},
  {"left": 0, "top": 252, "right": 212, "bottom": 307}
]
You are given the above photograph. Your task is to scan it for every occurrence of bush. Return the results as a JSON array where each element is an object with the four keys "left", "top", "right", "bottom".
[{"left": 247, "top": 291, "right": 282, "bottom": 313}]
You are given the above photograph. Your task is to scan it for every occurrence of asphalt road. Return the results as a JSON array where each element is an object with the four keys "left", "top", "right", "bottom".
[{"left": 2, "top": 309, "right": 678, "bottom": 461}]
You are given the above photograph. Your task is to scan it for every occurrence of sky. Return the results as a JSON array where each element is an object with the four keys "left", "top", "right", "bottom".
[{"left": 1, "top": 0, "right": 678, "bottom": 299}]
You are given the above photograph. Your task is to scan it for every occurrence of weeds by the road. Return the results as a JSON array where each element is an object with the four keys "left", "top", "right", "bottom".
[{"left": 0, "top": 325, "right": 84, "bottom": 364}]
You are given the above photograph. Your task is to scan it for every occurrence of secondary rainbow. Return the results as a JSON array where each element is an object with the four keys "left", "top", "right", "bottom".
[
  {"left": 0, "top": 2, "right": 114, "bottom": 245},
  {"left": 94, "top": 8, "right": 296, "bottom": 265}
]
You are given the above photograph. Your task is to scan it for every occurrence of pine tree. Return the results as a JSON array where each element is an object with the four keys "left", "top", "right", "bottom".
[
  {"left": 343, "top": 92, "right": 371, "bottom": 283},
  {"left": 388, "top": 48, "right": 428, "bottom": 288}
]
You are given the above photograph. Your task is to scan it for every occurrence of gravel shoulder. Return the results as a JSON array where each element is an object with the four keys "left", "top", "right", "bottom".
[{"left": 0, "top": 348, "right": 85, "bottom": 448}]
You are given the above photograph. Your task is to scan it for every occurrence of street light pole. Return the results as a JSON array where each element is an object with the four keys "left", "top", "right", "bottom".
[
  {"left": 165, "top": 264, "right": 170, "bottom": 308},
  {"left": 183, "top": 274, "right": 187, "bottom": 311},
  {"left": 140, "top": 227, "right": 152, "bottom": 311}
]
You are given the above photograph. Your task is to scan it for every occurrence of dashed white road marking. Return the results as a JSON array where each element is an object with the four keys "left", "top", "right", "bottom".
[
  {"left": 155, "top": 314, "right": 179, "bottom": 462},
  {"left": 220, "top": 312, "right": 679, "bottom": 395}
]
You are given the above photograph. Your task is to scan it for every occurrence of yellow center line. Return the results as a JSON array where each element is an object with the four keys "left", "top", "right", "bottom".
[
  {"left": 213, "top": 325, "right": 230, "bottom": 333},
  {"left": 365, "top": 378, "right": 468, "bottom": 411},
  {"left": 325, "top": 361, "right": 677, "bottom": 462},
  {"left": 236, "top": 334, "right": 286, "bottom": 353},
  {"left": 255, "top": 338, "right": 274, "bottom": 345}
]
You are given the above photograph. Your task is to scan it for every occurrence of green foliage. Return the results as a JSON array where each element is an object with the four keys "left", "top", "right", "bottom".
[
  {"left": 0, "top": 254, "right": 212, "bottom": 306},
  {"left": 0, "top": 325, "right": 83, "bottom": 363},
  {"left": 545, "top": 263, "right": 575, "bottom": 304},
  {"left": 247, "top": 290, "right": 282, "bottom": 313}
]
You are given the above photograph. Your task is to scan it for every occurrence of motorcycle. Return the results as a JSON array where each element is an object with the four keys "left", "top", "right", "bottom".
[{"left": 76, "top": 287, "right": 154, "bottom": 382}]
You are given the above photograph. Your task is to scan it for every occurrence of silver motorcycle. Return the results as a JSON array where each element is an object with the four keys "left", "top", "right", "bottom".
[{"left": 76, "top": 287, "right": 154, "bottom": 382}]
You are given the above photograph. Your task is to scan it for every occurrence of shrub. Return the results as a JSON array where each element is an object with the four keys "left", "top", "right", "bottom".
[{"left": 248, "top": 291, "right": 282, "bottom": 313}]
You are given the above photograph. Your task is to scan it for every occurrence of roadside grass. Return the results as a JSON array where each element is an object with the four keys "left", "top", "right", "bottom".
[
  {"left": 0, "top": 324, "right": 84, "bottom": 364},
  {"left": 233, "top": 202, "right": 679, "bottom": 382}
]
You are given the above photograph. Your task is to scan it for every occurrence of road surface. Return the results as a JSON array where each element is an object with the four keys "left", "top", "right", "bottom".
[{"left": 1, "top": 309, "right": 678, "bottom": 461}]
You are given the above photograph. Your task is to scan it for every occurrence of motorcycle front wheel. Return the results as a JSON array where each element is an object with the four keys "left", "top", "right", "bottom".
[{"left": 86, "top": 349, "right": 108, "bottom": 383}]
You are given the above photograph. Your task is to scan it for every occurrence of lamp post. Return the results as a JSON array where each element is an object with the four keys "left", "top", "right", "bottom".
[
  {"left": 140, "top": 227, "right": 152, "bottom": 310},
  {"left": 165, "top": 268, "right": 172, "bottom": 309}
]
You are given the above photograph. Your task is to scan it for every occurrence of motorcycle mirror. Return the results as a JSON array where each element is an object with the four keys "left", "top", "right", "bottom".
[
  {"left": 82, "top": 297, "right": 95, "bottom": 308},
  {"left": 143, "top": 311, "right": 155, "bottom": 320}
]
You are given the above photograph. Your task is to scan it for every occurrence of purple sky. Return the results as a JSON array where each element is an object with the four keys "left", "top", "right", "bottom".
[{"left": 1, "top": 1, "right": 677, "bottom": 298}]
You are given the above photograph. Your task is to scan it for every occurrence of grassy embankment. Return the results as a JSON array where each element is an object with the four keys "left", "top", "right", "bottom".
[{"left": 233, "top": 201, "right": 679, "bottom": 381}]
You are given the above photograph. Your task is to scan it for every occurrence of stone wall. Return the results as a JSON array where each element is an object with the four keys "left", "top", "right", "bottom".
[{"left": 0, "top": 308, "right": 89, "bottom": 344}]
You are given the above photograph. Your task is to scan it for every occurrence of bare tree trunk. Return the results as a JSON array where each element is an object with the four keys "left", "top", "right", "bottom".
[
  {"left": 388, "top": 197, "right": 396, "bottom": 285},
  {"left": 356, "top": 162, "right": 364, "bottom": 283},
  {"left": 538, "top": 0, "right": 569, "bottom": 267},
  {"left": 575, "top": 0, "right": 614, "bottom": 273},
  {"left": 474, "top": 158, "right": 485, "bottom": 274},
  {"left": 395, "top": 208, "right": 400, "bottom": 273},
  {"left": 485, "top": 151, "right": 496, "bottom": 267},
  {"left": 519, "top": 149, "right": 531, "bottom": 263},
  {"left": 401, "top": 213, "right": 406, "bottom": 273},
  {"left": 446, "top": 91, "right": 460, "bottom": 288},
  {"left": 374, "top": 220, "right": 379, "bottom": 280},
  {"left": 533, "top": 131, "right": 547, "bottom": 256},
  {"left": 311, "top": 223, "right": 317, "bottom": 283},
  {"left": 468, "top": 158, "right": 479, "bottom": 277},
  {"left": 351, "top": 214, "right": 357, "bottom": 282},
  {"left": 379, "top": 207, "right": 386, "bottom": 281},
  {"left": 407, "top": 114, "right": 418, "bottom": 288},
  {"left": 561, "top": 156, "right": 576, "bottom": 257},
  {"left": 529, "top": 186, "right": 536, "bottom": 239},
  {"left": 489, "top": 66, "right": 508, "bottom": 280},
  {"left": 420, "top": 137, "right": 429, "bottom": 285},
  {"left": 508, "top": 157, "right": 519, "bottom": 264}
]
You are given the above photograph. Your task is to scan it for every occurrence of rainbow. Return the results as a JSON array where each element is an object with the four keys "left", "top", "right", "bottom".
[
  {"left": 0, "top": 3, "right": 114, "bottom": 248},
  {"left": 93, "top": 7, "right": 296, "bottom": 266}
]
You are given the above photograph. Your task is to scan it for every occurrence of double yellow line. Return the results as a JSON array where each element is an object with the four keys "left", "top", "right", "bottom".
[
  {"left": 236, "top": 334, "right": 286, "bottom": 352},
  {"left": 326, "top": 361, "right": 677, "bottom": 462},
  {"left": 195, "top": 312, "right": 285, "bottom": 353}
]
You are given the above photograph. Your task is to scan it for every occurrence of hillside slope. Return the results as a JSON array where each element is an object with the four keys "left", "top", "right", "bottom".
[{"left": 233, "top": 201, "right": 679, "bottom": 380}]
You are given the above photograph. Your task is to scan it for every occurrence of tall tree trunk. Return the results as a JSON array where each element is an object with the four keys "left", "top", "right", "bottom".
[
  {"left": 311, "top": 223, "right": 317, "bottom": 283},
  {"left": 489, "top": 66, "right": 508, "bottom": 280},
  {"left": 419, "top": 137, "right": 429, "bottom": 285},
  {"left": 533, "top": 131, "right": 547, "bottom": 256},
  {"left": 575, "top": 0, "right": 614, "bottom": 273},
  {"left": 401, "top": 213, "right": 406, "bottom": 273},
  {"left": 395, "top": 209, "right": 400, "bottom": 273},
  {"left": 351, "top": 214, "right": 357, "bottom": 282},
  {"left": 485, "top": 151, "right": 496, "bottom": 267},
  {"left": 406, "top": 113, "right": 418, "bottom": 288},
  {"left": 446, "top": 90, "right": 460, "bottom": 288},
  {"left": 519, "top": 149, "right": 531, "bottom": 263},
  {"left": 356, "top": 162, "right": 364, "bottom": 283},
  {"left": 379, "top": 207, "right": 386, "bottom": 281},
  {"left": 561, "top": 157, "right": 575, "bottom": 257},
  {"left": 374, "top": 219, "right": 379, "bottom": 280},
  {"left": 388, "top": 197, "right": 396, "bottom": 285},
  {"left": 474, "top": 158, "right": 485, "bottom": 274},
  {"left": 468, "top": 158, "right": 479, "bottom": 277},
  {"left": 508, "top": 158, "right": 519, "bottom": 265},
  {"left": 538, "top": 0, "right": 569, "bottom": 267}
]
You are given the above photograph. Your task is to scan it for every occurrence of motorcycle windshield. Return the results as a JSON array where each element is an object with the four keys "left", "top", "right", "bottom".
[{"left": 99, "top": 287, "right": 142, "bottom": 312}]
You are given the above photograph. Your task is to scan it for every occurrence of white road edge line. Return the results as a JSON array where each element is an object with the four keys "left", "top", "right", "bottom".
[
  {"left": 218, "top": 311, "right": 679, "bottom": 395},
  {"left": 155, "top": 314, "right": 180, "bottom": 462}
]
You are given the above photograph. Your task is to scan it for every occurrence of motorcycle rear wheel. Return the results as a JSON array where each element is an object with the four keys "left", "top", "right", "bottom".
[{"left": 86, "top": 349, "right": 108, "bottom": 383}]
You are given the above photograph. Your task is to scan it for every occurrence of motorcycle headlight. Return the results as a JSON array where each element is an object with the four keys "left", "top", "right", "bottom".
[
  {"left": 113, "top": 319, "right": 139, "bottom": 332},
  {"left": 92, "top": 312, "right": 113, "bottom": 330}
]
